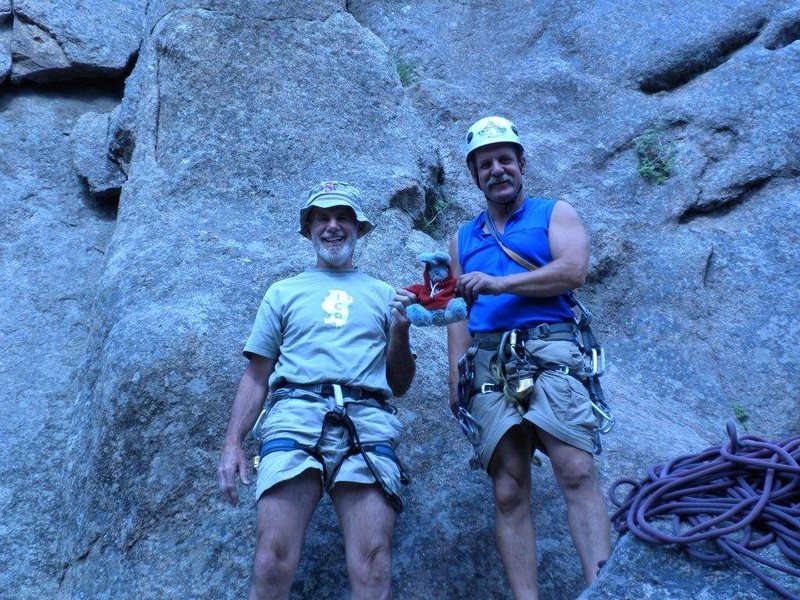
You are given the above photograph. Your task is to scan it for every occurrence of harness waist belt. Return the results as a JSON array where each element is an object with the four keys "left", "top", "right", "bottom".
[
  {"left": 279, "top": 382, "right": 385, "bottom": 402},
  {"left": 473, "top": 322, "right": 577, "bottom": 344}
]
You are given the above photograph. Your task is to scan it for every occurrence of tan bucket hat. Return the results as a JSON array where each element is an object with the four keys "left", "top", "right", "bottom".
[{"left": 298, "top": 180, "right": 375, "bottom": 238}]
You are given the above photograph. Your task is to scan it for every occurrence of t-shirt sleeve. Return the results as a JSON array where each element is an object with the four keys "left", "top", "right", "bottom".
[{"left": 243, "top": 286, "right": 282, "bottom": 359}]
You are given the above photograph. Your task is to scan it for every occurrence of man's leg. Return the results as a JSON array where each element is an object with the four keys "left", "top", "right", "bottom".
[
  {"left": 250, "top": 468, "right": 322, "bottom": 600},
  {"left": 538, "top": 429, "right": 611, "bottom": 584},
  {"left": 489, "top": 425, "right": 539, "bottom": 600},
  {"left": 331, "top": 482, "right": 395, "bottom": 600}
]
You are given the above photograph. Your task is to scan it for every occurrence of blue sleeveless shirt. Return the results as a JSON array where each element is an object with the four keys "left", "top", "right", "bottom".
[{"left": 457, "top": 197, "right": 574, "bottom": 334}]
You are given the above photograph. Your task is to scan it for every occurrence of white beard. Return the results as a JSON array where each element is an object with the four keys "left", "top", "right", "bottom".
[{"left": 312, "top": 234, "right": 356, "bottom": 267}]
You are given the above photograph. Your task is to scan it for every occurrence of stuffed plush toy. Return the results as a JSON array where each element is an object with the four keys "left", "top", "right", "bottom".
[{"left": 404, "top": 251, "right": 468, "bottom": 326}]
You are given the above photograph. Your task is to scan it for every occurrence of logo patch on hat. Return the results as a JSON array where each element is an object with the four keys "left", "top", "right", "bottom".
[{"left": 323, "top": 182, "right": 338, "bottom": 193}]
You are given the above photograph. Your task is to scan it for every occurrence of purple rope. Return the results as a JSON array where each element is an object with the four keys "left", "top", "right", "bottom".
[{"left": 609, "top": 421, "right": 800, "bottom": 600}]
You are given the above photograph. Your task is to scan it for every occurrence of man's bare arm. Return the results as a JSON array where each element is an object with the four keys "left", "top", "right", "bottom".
[
  {"left": 387, "top": 289, "right": 415, "bottom": 396},
  {"left": 447, "top": 232, "right": 473, "bottom": 415},
  {"left": 218, "top": 355, "right": 275, "bottom": 506}
]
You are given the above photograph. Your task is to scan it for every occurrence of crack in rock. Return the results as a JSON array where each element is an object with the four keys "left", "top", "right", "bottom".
[
  {"left": 57, "top": 533, "right": 103, "bottom": 589},
  {"left": 702, "top": 244, "right": 715, "bottom": 286},
  {"left": 639, "top": 19, "right": 766, "bottom": 94},
  {"left": 678, "top": 174, "right": 771, "bottom": 223},
  {"left": 148, "top": 6, "right": 324, "bottom": 39}
]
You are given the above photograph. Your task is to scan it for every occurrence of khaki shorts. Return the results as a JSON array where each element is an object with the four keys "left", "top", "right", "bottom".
[
  {"left": 252, "top": 388, "right": 403, "bottom": 501},
  {"left": 464, "top": 337, "right": 598, "bottom": 471}
]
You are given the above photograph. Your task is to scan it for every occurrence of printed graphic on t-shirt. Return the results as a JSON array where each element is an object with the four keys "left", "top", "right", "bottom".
[{"left": 321, "top": 289, "right": 353, "bottom": 327}]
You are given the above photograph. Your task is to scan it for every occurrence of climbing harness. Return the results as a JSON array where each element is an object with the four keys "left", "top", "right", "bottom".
[
  {"left": 459, "top": 319, "right": 613, "bottom": 455},
  {"left": 254, "top": 383, "right": 409, "bottom": 513},
  {"left": 609, "top": 421, "right": 800, "bottom": 600}
]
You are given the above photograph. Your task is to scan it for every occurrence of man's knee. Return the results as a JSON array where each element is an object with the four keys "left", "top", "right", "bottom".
[
  {"left": 492, "top": 466, "right": 530, "bottom": 514},
  {"left": 251, "top": 534, "right": 300, "bottom": 590},
  {"left": 555, "top": 454, "right": 597, "bottom": 493},
  {"left": 489, "top": 427, "right": 532, "bottom": 508},
  {"left": 347, "top": 538, "right": 392, "bottom": 590}
]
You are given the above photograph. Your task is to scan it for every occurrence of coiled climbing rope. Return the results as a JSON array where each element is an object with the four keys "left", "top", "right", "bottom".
[{"left": 609, "top": 420, "right": 800, "bottom": 600}]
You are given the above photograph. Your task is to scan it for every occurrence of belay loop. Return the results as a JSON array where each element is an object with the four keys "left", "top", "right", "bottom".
[{"left": 493, "top": 329, "right": 536, "bottom": 414}]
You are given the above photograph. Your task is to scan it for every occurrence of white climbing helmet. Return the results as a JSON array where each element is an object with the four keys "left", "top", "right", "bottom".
[{"left": 464, "top": 116, "right": 524, "bottom": 166}]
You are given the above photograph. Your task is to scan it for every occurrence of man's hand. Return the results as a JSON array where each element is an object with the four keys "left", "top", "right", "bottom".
[
  {"left": 456, "top": 271, "right": 503, "bottom": 305},
  {"left": 390, "top": 288, "right": 416, "bottom": 326},
  {"left": 449, "top": 382, "right": 460, "bottom": 417},
  {"left": 218, "top": 440, "right": 251, "bottom": 507}
]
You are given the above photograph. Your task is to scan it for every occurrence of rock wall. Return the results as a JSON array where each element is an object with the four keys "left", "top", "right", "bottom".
[
  {"left": 0, "top": 83, "right": 120, "bottom": 598},
  {"left": 1, "top": 0, "right": 798, "bottom": 598}
]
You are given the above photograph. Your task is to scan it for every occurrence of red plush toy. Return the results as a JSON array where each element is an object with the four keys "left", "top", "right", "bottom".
[{"left": 404, "top": 251, "right": 468, "bottom": 326}]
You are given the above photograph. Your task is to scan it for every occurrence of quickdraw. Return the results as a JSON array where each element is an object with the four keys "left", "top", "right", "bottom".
[
  {"left": 568, "top": 294, "right": 615, "bottom": 438},
  {"left": 457, "top": 347, "right": 483, "bottom": 469}
]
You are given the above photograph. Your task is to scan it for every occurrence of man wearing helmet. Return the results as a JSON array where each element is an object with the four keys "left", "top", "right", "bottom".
[
  {"left": 447, "top": 117, "right": 611, "bottom": 598},
  {"left": 218, "top": 181, "right": 416, "bottom": 600}
]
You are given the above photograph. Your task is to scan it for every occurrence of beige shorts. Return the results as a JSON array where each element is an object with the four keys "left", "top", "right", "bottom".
[
  {"left": 464, "top": 338, "right": 598, "bottom": 471},
  {"left": 252, "top": 387, "right": 403, "bottom": 501}
]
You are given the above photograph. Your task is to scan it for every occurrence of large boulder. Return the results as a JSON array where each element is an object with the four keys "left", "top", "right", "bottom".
[
  {"left": 10, "top": 0, "right": 145, "bottom": 82},
  {"left": 581, "top": 534, "right": 794, "bottom": 600},
  {"left": 58, "top": 2, "right": 443, "bottom": 597},
  {"left": 71, "top": 111, "right": 127, "bottom": 197}
]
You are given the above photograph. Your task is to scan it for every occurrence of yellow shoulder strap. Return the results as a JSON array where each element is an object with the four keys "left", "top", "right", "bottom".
[{"left": 484, "top": 211, "right": 539, "bottom": 272}]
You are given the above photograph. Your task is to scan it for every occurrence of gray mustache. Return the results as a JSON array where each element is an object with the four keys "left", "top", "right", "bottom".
[{"left": 487, "top": 175, "right": 512, "bottom": 186}]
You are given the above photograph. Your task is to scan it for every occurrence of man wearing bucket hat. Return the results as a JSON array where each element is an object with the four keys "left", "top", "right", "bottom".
[
  {"left": 218, "top": 181, "right": 416, "bottom": 600},
  {"left": 446, "top": 117, "right": 611, "bottom": 598}
]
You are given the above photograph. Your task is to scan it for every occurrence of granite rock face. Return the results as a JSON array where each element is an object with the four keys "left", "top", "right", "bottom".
[
  {"left": 59, "top": 2, "right": 440, "bottom": 598},
  {"left": 2, "top": 0, "right": 799, "bottom": 598}
]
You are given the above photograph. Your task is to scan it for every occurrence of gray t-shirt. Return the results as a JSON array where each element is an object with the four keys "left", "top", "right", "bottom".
[{"left": 244, "top": 268, "right": 396, "bottom": 396}]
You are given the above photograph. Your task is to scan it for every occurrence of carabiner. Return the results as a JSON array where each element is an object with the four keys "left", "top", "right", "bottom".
[
  {"left": 584, "top": 347, "right": 606, "bottom": 377},
  {"left": 590, "top": 399, "right": 615, "bottom": 434}
]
